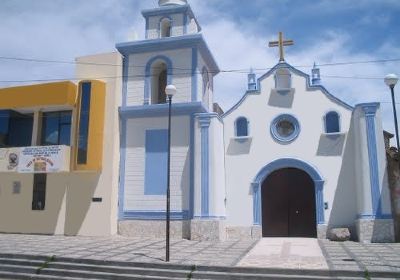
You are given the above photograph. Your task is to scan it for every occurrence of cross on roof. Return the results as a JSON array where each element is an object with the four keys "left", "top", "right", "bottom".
[{"left": 268, "top": 32, "right": 294, "bottom": 62}]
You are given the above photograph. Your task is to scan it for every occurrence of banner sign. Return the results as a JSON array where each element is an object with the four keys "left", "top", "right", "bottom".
[
  {"left": 0, "top": 145, "right": 70, "bottom": 173},
  {"left": 18, "top": 146, "right": 70, "bottom": 173}
]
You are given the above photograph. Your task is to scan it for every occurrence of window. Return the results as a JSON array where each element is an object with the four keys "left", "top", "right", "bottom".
[
  {"left": 0, "top": 110, "right": 33, "bottom": 148},
  {"left": 151, "top": 61, "right": 167, "bottom": 104},
  {"left": 325, "top": 111, "right": 340, "bottom": 133},
  {"left": 160, "top": 18, "right": 172, "bottom": 38},
  {"left": 41, "top": 111, "right": 72, "bottom": 146},
  {"left": 275, "top": 68, "right": 291, "bottom": 89},
  {"left": 32, "top": 174, "right": 46, "bottom": 211},
  {"left": 77, "top": 82, "right": 91, "bottom": 164},
  {"left": 271, "top": 114, "right": 300, "bottom": 143},
  {"left": 235, "top": 117, "right": 249, "bottom": 137}
]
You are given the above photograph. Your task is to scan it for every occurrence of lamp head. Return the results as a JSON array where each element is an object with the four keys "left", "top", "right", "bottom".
[
  {"left": 385, "top": 73, "right": 398, "bottom": 88},
  {"left": 165, "top": 84, "right": 177, "bottom": 98}
]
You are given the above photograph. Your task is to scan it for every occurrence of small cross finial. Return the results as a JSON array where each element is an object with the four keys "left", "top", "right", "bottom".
[{"left": 268, "top": 32, "right": 294, "bottom": 62}]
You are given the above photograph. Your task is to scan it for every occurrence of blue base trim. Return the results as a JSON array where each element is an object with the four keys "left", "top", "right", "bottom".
[
  {"left": 193, "top": 216, "right": 227, "bottom": 220},
  {"left": 119, "top": 102, "right": 207, "bottom": 119},
  {"left": 122, "top": 210, "right": 190, "bottom": 220},
  {"left": 357, "top": 214, "right": 393, "bottom": 220}
]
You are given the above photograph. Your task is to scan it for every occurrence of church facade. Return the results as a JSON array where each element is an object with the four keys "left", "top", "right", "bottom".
[
  {"left": 116, "top": 0, "right": 394, "bottom": 242},
  {"left": 0, "top": 0, "right": 395, "bottom": 243}
]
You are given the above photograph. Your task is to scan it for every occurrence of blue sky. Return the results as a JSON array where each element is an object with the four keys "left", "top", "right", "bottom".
[{"left": 0, "top": 0, "right": 399, "bottom": 133}]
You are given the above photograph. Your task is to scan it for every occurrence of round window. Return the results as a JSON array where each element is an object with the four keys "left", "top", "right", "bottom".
[{"left": 271, "top": 114, "right": 300, "bottom": 143}]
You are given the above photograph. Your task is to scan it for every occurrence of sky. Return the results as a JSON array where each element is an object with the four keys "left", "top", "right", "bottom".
[{"left": 0, "top": 0, "right": 400, "bottom": 135}]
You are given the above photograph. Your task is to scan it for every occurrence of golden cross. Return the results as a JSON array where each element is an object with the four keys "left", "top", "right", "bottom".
[{"left": 268, "top": 32, "right": 294, "bottom": 62}]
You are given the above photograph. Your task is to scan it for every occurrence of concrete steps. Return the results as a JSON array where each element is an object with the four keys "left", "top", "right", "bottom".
[{"left": 0, "top": 254, "right": 397, "bottom": 280}]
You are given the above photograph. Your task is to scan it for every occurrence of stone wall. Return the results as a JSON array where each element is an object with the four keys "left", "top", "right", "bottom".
[{"left": 386, "top": 147, "right": 400, "bottom": 242}]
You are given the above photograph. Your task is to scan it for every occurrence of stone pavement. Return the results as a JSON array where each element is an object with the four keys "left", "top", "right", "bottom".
[
  {"left": 0, "top": 234, "right": 256, "bottom": 266},
  {"left": 237, "top": 238, "right": 328, "bottom": 269},
  {"left": 0, "top": 234, "right": 399, "bottom": 274}
]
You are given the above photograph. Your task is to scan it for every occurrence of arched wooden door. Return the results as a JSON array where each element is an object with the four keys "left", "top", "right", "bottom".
[{"left": 261, "top": 168, "right": 317, "bottom": 237}]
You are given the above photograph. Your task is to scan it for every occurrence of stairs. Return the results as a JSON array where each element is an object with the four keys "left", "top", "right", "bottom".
[{"left": 0, "top": 253, "right": 397, "bottom": 280}]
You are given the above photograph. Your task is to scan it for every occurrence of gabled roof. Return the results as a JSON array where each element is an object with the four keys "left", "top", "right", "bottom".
[{"left": 223, "top": 62, "right": 354, "bottom": 117}]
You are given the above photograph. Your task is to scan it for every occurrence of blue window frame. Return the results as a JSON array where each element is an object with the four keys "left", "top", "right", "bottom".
[
  {"left": 235, "top": 117, "right": 249, "bottom": 137},
  {"left": 0, "top": 110, "right": 33, "bottom": 147},
  {"left": 41, "top": 111, "right": 72, "bottom": 146},
  {"left": 144, "top": 130, "right": 168, "bottom": 195},
  {"left": 325, "top": 111, "right": 340, "bottom": 133},
  {"left": 77, "top": 82, "right": 91, "bottom": 164}
]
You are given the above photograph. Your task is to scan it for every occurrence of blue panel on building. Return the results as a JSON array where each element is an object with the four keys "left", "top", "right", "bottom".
[{"left": 144, "top": 129, "right": 168, "bottom": 195}]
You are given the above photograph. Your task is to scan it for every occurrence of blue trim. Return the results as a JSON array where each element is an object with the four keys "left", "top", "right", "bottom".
[
  {"left": 122, "top": 55, "right": 129, "bottom": 107},
  {"left": 119, "top": 102, "right": 207, "bottom": 119},
  {"left": 122, "top": 210, "right": 189, "bottom": 220},
  {"left": 189, "top": 115, "right": 195, "bottom": 219},
  {"left": 248, "top": 72, "right": 256, "bottom": 91},
  {"left": 144, "top": 130, "right": 168, "bottom": 195},
  {"left": 270, "top": 114, "right": 300, "bottom": 144},
  {"left": 183, "top": 14, "right": 188, "bottom": 35},
  {"left": 116, "top": 34, "right": 219, "bottom": 73},
  {"left": 193, "top": 216, "right": 226, "bottom": 220},
  {"left": 359, "top": 103, "right": 382, "bottom": 217},
  {"left": 141, "top": 4, "right": 202, "bottom": 32},
  {"left": 357, "top": 213, "right": 393, "bottom": 220},
  {"left": 191, "top": 48, "right": 198, "bottom": 102},
  {"left": 252, "top": 158, "right": 325, "bottom": 225},
  {"left": 145, "top": 17, "right": 149, "bottom": 39},
  {"left": 144, "top": 55, "right": 173, "bottom": 105},
  {"left": 198, "top": 115, "right": 211, "bottom": 217},
  {"left": 223, "top": 62, "right": 353, "bottom": 118},
  {"left": 118, "top": 118, "right": 127, "bottom": 220}
]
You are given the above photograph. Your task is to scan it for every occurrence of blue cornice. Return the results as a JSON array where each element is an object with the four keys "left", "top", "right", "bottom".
[
  {"left": 223, "top": 62, "right": 354, "bottom": 117},
  {"left": 116, "top": 34, "right": 219, "bottom": 74},
  {"left": 119, "top": 102, "right": 207, "bottom": 118},
  {"left": 141, "top": 4, "right": 202, "bottom": 32}
]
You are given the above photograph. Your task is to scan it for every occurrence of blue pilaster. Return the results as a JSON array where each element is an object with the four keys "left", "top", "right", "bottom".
[
  {"left": 361, "top": 103, "right": 381, "bottom": 217},
  {"left": 198, "top": 115, "right": 211, "bottom": 217}
]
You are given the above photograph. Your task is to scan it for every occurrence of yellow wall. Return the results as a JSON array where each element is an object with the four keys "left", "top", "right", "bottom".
[
  {"left": 73, "top": 80, "right": 106, "bottom": 171},
  {"left": 0, "top": 82, "right": 77, "bottom": 109}
]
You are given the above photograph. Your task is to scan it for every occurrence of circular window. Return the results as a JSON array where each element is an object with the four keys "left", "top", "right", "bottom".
[{"left": 271, "top": 114, "right": 300, "bottom": 144}]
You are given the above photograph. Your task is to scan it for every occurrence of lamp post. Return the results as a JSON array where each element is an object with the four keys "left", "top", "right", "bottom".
[
  {"left": 165, "top": 84, "right": 176, "bottom": 262},
  {"left": 385, "top": 74, "right": 400, "bottom": 152}
]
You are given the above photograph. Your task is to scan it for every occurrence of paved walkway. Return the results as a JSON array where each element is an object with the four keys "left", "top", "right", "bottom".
[
  {"left": 0, "top": 234, "right": 399, "bottom": 273},
  {"left": 238, "top": 238, "right": 328, "bottom": 269}
]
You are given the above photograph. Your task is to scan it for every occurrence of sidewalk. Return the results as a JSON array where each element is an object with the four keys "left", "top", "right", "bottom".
[{"left": 0, "top": 234, "right": 399, "bottom": 273}]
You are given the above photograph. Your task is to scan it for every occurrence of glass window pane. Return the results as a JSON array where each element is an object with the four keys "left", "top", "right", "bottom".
[
  {"left": 78, "top": 82, "right": 91, "bottom": 164},
  {"left": 0, "top": 110, "right": 10, "bottom": 147},
  {"left": 59, "top": 124, "right": 71, "bottom": 146},
  {"left": 8, "top": 112, "right": 33, "bottom": 147},
  {"left": 42, "top": 112, "right": 59, "bottom": 145},
  {"left": 326, "top": 112, "right": 340, "bottom": 133}
]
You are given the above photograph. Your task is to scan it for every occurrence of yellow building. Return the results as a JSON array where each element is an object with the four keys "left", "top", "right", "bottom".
[{"left": 0, "top": 52, "right": 122, "bottom": 236}]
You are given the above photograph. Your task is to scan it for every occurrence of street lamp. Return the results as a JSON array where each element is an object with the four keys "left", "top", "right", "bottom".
[
  {"left": 385, "top": 74, "right": 400, "bottom": 151},
  {"left": 165, "top": 84, "right": 176, "bottom": 262}
]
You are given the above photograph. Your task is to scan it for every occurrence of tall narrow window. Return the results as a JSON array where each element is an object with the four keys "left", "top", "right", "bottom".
[
  {"left": 32, "top": 174, "right": 46, "bottom": 211},
  {"left": 151, "top": 62, "right": 167, "bottom": 104},
  {"left": 275, "top": 68, "right": 291, "bottom": 89},
  {"left": 41, "top": 111, "right": 72, "bottom": 146},
  {"left": 325, "top": 111, "right": 340, "bottom": 133},
  {"left": 160, "top": 18, "right": 172, "bottom": 38},
  {"left": 77, "top": 82, "right": 91, "bottom": 164},
  {"left": 235, "top": 117, "right": 249, "bottom": 137}
]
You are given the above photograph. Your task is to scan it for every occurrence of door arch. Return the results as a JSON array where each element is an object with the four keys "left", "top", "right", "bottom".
[
  {"left": 262, "top": 168, "right": 316, "bottom": 237},
  {"left": 252, "top": 158, "right": 325, "bottom": 228}
]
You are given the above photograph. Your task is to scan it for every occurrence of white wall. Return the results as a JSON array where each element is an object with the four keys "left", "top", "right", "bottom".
[
  {"left": 123, "top": 116, "right": 191, "bottom": 212},
  {"left": 223, "top": 69, "right": 354, "bottom": 227}
]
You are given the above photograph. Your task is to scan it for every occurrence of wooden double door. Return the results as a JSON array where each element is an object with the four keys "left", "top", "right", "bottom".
[{"left": 261, "top": 168, "right": 317, "bottom": 237}]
